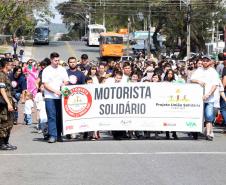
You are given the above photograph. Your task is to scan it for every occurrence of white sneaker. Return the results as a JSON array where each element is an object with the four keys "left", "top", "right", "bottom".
[
  {"left": 38, "top": 130, "right": 42, "bottom": 134},
  {"left": 209, "top": 131, "right": 214, "bottom": 138},
  {"left": 70, "top": 133, "right": 76, "bottom": 139}
]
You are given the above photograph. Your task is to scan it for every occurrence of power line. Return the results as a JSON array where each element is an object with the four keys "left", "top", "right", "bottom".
[{"left": 50, "top": 0, "right": 219, "bottom": 7}]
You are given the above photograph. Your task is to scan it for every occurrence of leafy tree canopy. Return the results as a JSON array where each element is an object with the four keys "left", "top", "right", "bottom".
[
  {"left": 57, "top": 0, "right": 226, "bottom": 57},
  {"left": 0, "top": 0, "right": 52, "bottom": 37}
]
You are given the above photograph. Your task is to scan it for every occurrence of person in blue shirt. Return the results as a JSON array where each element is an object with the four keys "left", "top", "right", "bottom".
[
  {"left": 67, "top": 57, "right": 86, "bottom": 85},
  {"left": 66, "top": 56, "right": 86, "bottom": 140}
]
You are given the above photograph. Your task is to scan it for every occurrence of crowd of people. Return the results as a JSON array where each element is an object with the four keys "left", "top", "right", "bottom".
[{"left": 0, "top": 50, "right": 226, "bottom": 149}]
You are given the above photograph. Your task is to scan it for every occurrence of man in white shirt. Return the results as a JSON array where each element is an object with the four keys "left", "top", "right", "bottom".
[
  {"left": 121, "top": 62, "right": 132, "bottom": 83},
  {"left": 42, "top": 52, "right": 69, "bottom": 143},
  {"left": 107, "top": 70, "right": 127, "bottom": 140},
  {"left": 191, "top": 56, "right": 219, "bottom": 141}
]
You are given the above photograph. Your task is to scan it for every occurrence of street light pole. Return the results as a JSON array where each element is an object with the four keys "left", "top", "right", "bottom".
[
  {"left": 187, "top": 0, "right": 191, "bottom": 59},
  {"left": 103, "top": 0, "right": 105, "bottom": 26},
  {"left": 89, "top": 8, "right": 91, "bottom": 25},
  {"left": 216, "top": 22, "right": 219, "bottom": 51},
  {"left": 127, "top": 17, "right": 131, "bottom": 56},
  {"left": 147, "top": 3, "right": 151, "bottom": 56},
  {"left": 85, "top": 19, "right": 87, "bottom": 36}
]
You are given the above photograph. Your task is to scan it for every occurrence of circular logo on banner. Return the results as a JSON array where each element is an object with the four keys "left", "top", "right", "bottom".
[{"left": 64, "top": 87, "right": 92, "bottom": 118}]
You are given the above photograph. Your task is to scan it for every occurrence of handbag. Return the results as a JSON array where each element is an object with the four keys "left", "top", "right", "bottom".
[
  {"left": 215, "top": 111, "right": 223, "bottom": 125},
  {"left": 0, "top": 96, "right": 7, "bottom": 107}
]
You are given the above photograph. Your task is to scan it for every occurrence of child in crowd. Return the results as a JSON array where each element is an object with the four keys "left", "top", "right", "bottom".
[
  {"left": 24, "top": 92, "right": 34, "bottom": 125},
  {"left": 34, "top": 83, "right": 48, "bottom": 138}
]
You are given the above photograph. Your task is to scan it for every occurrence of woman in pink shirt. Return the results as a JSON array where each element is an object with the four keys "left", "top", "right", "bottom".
[{"left": 23, "top": 59, "right": 39, "bottom": 97}]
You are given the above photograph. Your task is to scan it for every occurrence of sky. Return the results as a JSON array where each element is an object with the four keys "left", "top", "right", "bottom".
[{"left": 49, "top": 0, "right": 69, "bottom": 24}]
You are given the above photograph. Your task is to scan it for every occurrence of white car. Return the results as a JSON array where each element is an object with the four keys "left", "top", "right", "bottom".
[{"left": 120, "top": 56, "right": 133, "bottom": 62}]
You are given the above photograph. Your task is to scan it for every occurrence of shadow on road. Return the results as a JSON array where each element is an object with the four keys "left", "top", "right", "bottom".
[
  {"left": 33, "top": 41, "right": 66, "bottom": 48},
  {"left": 78, "top": 49, "right": 99, "bottom": 53},
  {"left": 31, "top": 135, "right": 211, "bottom": 143}
]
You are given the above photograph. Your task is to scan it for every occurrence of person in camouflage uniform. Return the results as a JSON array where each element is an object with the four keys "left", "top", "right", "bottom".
[{"left": 0, "top": 59, "right": 17, "bottom": 150}]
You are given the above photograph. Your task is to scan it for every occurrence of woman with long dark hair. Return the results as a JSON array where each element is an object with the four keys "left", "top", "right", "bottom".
[
  {"left": 164, "top": 69, "right": 178, "bottom": 140},
  {"left": 163, "top": 69, "right": 176, "bottom": 82},
  {"left": 9, "top": 66, "right": 27, "bottom": 124},
  {"left": 87, "top": 66, "right": 99, "bottom": 84}
]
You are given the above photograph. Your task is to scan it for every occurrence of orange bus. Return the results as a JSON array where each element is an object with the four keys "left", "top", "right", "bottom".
[
  {"left": 99, "top": 32, "right": 124, "bottom": 59},
  {"left": 118, "top": 28, "right": 128, "bottom": 35}
]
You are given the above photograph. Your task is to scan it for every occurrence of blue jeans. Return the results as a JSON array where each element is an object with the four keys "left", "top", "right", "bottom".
[
  {"left": 13, "top": 93, "right": 21, "bottom": 122},
  {"left": 24, "top": 114, "right": 32, "bottom": 125},
  {"left": 45, "top": 99, "right": 62, "bottom": 139},
  {"left": 204, "top": 102, "right": 215, "bottom": 123},
  {"left": 220, "top": 93, "right": 226, "bottom": 125}
]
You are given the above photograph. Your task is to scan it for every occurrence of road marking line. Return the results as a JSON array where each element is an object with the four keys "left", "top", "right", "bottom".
[
  {"left": 65, "top": 41, "right": 76, "bottom": 57},
  {"left": 1, "top": 152, "right": 226, "bottom": 156}
]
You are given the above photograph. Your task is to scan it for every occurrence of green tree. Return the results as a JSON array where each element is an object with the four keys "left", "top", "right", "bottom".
[
  {"left": 0, "top": 0, "right": 52, "bottom": 37},
  {"left": 57, "top": 0, "right": 226, "bottom": 57}
]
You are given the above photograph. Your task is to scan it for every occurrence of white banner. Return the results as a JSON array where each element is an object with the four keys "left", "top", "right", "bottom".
[{"left": 62, "top": 83, "right": 204, "bottom": 135}]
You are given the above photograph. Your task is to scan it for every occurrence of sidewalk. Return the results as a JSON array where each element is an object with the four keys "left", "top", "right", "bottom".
[
  {"left": 0, "top": 44, "right": 11, "bottom": 54},
  {"left": 1, "top": 44, "right": 33, "bottom": 62}
]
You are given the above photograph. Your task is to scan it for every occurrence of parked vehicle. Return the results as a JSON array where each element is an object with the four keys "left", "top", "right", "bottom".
[{"left": 119, "top": 55, "right": 133, "bottom": 62}]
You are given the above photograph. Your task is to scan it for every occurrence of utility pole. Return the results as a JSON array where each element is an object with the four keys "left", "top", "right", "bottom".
[
  {"left": 147, "top": 3, "right": 151, "bottom": 56},
  {"left": 89, "top": 7, "right": 91, "bottom": 25},
  {"left": 127, "top": 17, "right": 131, "bottom": 56},
  {"left": 211, "top": 17, "right": 215, "bottom": 43},
  {"left": 85, "top": 19, "right": 87, "bottom": 36},
  {"left": 216, "top": 21, "right": 219, "bottom": 52},
  {"left": 103, "top": 0, "right": 105, "bottom": 26},
  {"left": 187, "top": 0, "right": 191, "bottom": 59}
]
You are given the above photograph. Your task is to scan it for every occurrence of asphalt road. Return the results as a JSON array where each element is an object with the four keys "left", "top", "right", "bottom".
[
  {"left": 1, "top": 41, "right": 226, "bottom": 185},
  {"left": 1, "top": 124, "right": 226, "bottom": 185},
  {"left": 31, "top": 41, "right": 100, "bottom": 62}
]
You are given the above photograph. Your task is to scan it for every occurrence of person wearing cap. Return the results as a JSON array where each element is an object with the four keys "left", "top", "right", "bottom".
[
  {"left": 191, "top": 56, "right": 219, "bottom": 141},
  {"left": 0, "top": 59, "right": 17, "bottom": 150},
  {"left": 77, "top": 54, "right": 91, "bottom": 76}
]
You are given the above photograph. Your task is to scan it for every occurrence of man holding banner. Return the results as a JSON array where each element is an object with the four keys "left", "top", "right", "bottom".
[
  {"left": 191, "top": 56, "right": 219, "bottom": 141},
  {"left": 66, "top": 56, "right": 86, "bottom": 139},
  {"left": 108, "top": 70, "right": 128, "bottom": 140},
  {"left": 42, "top": 52, "right": 69, "bottom": 143}
]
